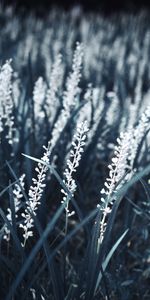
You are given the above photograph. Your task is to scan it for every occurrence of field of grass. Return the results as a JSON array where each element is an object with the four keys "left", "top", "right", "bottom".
[{"left": 0, "top": 6, "right": 150, "bottom": 300}]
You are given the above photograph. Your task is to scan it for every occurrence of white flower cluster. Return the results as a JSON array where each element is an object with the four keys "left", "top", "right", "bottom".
[
  {"left": 45, "top": 54, "right": 63, "bottom": 120},
  {"left": 3, "top": 174, "right": 25, "bottom": 242},
  {"left": 100, "top": 131, "right": 133, "bottom": 201},
  {"left": 98, "top": 130, "right": 132, "bottom": 247},
  {"left": 12, "top": 75, "right": 21, "bottom": 108},
  {"left": 0, "top": 60, "right": 15, "bottom": 146},
  {"left": 61, "top": 121, "right": 88, "bottom": 217},
  {"left": 33, "top": 77, "right": 47, "bottom": 119},
  {"left": 63, "top": 42, "right": 83, "bottom": 114},
  {"left": 97, "top": 105, "right": 150, "bottom": 248},
  {"left": 129, "top": 106, "right": 150, "bottom": 168},
  {"left": 44, "top": 43, "right": 84, "bottom": 157},
  {"left": 20, "top": 143, "right": 51, "bottom": 246}
]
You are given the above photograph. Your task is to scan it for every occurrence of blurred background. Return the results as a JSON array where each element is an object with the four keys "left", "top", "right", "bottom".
[{"left": 2, "top": 0, "right": 150, "bottom": 14}]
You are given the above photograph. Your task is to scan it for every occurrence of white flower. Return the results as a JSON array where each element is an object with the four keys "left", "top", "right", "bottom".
[
  {"left": 129, "top": 106, "right": 150, "bottom": 168},
  {"left": 98, "top": 130, "right": 133, "bottom": 248},
  {"left": 3, "top": 174, "right": 25, "bottom": 242},
  {"left": 61, "top": 121, "right": 88, "bottom": 216},
  {"left": 33, "top": 77, "right": 47, "bottom": 119},
  {"left": 20, "top": 143, "right": 51, "bottom": 246},
  {"left": 43, "top": 43, "right": 84, "bottom": 157},
  {"left": 63, "top": 42, "right": 83, "bottom": 114},
  {"left": 0, "top": 59, "right": 17, "bottom": 148}
]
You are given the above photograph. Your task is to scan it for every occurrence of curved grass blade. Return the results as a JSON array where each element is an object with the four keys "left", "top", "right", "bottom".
[
  {"left": 94, "top": 229, "right": 128, "bottom": 295},
  {"left": 16, "top": 207, "right": 98, "bottom": 299},
  {"left": 9, "top": 182, "right": 17, "bottom": 234},
  {"left": 0, "top": 208, "right": 24, "bottom": 258},
  {"left": 0, "top": 254, "right": 17, "bottom": 276},
  {"left": 31, "top": 212, "right": 64, "bottom": 300},
  {"left": 6, "top": 203, "right": 65, "bottom": 300},
  {"left": 6, "top": 161, "right": 29, "bottom": 203},
  {"left": 85, "top": 164, "right": 150, "bottom": 299},
  {"left": 84, "top": 209, "right": 102, "bottom": 300},
  {"left": 0, "top": 180, "right": 18, "bottom": 198}
]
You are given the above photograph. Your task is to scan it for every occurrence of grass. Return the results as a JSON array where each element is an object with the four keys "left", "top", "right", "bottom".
[{"left": 0, "top": 6, "right": 150, "bottom": 300}]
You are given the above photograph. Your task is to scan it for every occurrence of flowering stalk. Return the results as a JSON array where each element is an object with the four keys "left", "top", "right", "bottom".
[
  {"left": 45, "top": 54, "right": 63, "bottom": 121},
  {"left": 20, "top": 43, "right": 84, "bottom": 245},
  {"left": 129, "top": 106, "right": 150, "bottom": 168},
  {"left": 20, "top": 143, "right": 51, "bottom": 246},
  {"left": 61, "top": 121, "right": 88, "bottom": 223},
  {"left": 46, "top": 42, "right": 84, "bottom": 157},
  {"left": 3, "top": 174, "right": 25, "bottom": 242},
  {"left": 97, "top": 106, "right": 150, "bottom": 250},
  {"left": 97, "top": 130, "right": 132, "bottom": 249},
  {"left": 33, "top": 76, "right": 47, "bottom": 120},
  {"left": 0, "top": 60, "right": 15, "bottom": 147},
  {"left": 63, "top": 42, "right": 83, "bottom": 114}
]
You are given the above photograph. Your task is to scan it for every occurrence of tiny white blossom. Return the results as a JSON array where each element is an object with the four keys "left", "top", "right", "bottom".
[
  {"left": 42, "top": 43, "right": 84, "bottom": 157},
  {"left": 61, "top": 121, "right": 88, "bottom": 216},
  {"left": 0, "top": 59, "right": 17, "bottom": 148},
  {"left": 129, "top": 106, "right": 150, "bottom": 168},
  {"left": 3, "top": 174, "right": 25, "bottom": 242},
  {"left": 20, "top": 143, "right": 51, "bottom": 246},
  {"left": 98, "top": 130, "right": 133, "bottom": 248},
  {"left": 33, "top": 77, "right": 47, "bottom": 119}
]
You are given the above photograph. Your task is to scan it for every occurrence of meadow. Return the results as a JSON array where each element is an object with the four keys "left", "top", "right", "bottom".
[{"left": 0, "top": 6, "right": 150, "bottom": 299}]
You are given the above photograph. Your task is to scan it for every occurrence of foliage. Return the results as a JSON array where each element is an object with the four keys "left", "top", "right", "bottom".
[{"left": 0, "top": 7, "right": 150, "bottom": 300}]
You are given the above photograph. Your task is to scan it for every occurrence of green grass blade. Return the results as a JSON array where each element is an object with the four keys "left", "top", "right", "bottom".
[
  {"left": 94, "top": 229, "right": 128, "bottom": 294},
  {"left": 6, "top": 203, "right": 65, "bottom": 300}
]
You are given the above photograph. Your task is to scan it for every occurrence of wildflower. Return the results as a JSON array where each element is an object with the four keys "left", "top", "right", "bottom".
[
  {"left": 61, "top": 121, "right": 88, "bottom": 216},
  {"left": 63, "top": 42, "right": 83, "bottom": 114},
  {"left": 20, "top": 144, "right": 51, "bottom": 246},
  {"left": 33, "top": 77, "right": 47, "bottom": 119},
  {"left": 0, "top": 60, "right": 15, "bottom": 146},
  {"left": 3, "top": 174, "right": 25, "bottom": 242},
  {"left": 129, "top": 106, "right": 150, "bottom": 168},
  {"left": 98, "top": 130, "right": 132, "bottom": 248},
  {"left": 100, "top": 131, "right": 132, "bottom": 202},
  {"left": 45, "top": 54, "right": 63, "bottom": 121},
  {"left": 44, "top": 42, "right": 84, "bottom": 156}
]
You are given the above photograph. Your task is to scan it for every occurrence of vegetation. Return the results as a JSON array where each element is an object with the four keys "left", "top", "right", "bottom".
[{"left": 0, "top": 7, "right": 150, "bottom": 300}]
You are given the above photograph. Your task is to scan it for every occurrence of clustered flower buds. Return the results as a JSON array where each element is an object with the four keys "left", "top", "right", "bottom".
[
  {"left": 0, "top": 60, "right": 16, "bottom": 147},
  {"left": 97, "top": 130, "right": 132, "bottom": 246},
  {"left": 61, "top": 121, "right": 88, "bottom": 217},
  {"left": 3, "top": 174, "right": 25, "bottom": 241},
  {"left": 97, "top": 106, "right": 150, "bottom": 248},
  {"left": 33, "top": 77, "right": 47, "bottom": 120},
  {"left": 19, "top": 144, "right": 51, "bottom": 246}
]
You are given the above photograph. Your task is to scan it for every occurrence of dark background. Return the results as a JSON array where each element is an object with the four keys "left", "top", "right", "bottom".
[{"left": 2, "top": 0, "right": 150, "bottom": 14}]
